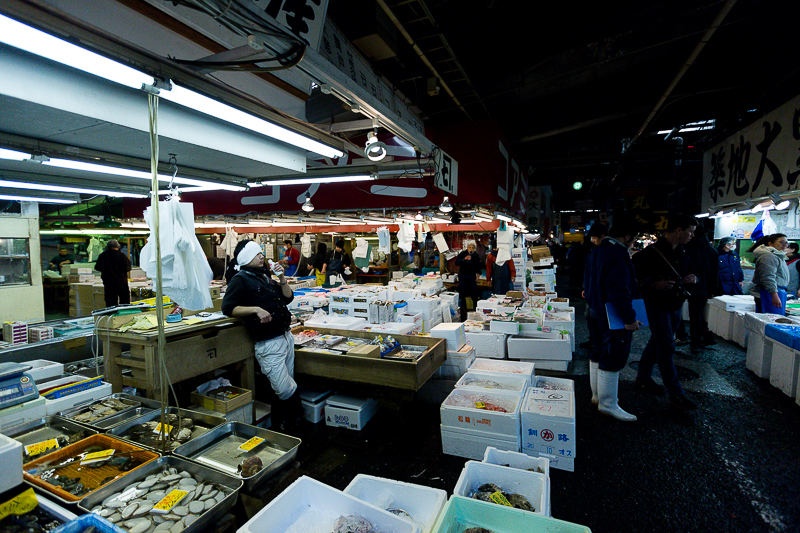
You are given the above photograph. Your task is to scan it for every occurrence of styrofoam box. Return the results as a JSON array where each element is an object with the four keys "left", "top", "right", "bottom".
[
  {"left": 236, "top": 475, "right": 416, "bottom": 533},
  {"left": 532, "top": 360, "right": 570, "bottom": 372},
  {"left": 43, "top": 378, "right": 112, "bottom": 416},
  {"left": 429, "top": 322, "right": 467, "bottom": 351},
  {"left": 433, "top": 496, "right": 589, "bottom": 533},
  {"left": 344, "top": 474, "right": 447, "bottom": 533},
  {"left": 365, "top": 322, "right": 417, "bottom": 335},
  {"left": 453, "top": 461, "right": 548, "bottom": 516},
  {"left": 710, "top": 294, "right": 756, "bottom": 312},
  {"left": 469, "top": 358, "right": 535, "bottom": 386},
  {"left": 0, "top": 432, "right": 23, "bottom": 493},
  {"left": 436, "top": 345, "right": 476, "bottom": 380},
  {"left": 440, "top": 388, "right": 521, "bottom": 437},
  {"left": 455, "top": 371, "right": 528, "bottom": 396},
  {"left": 507, "top": 334, "right": 572, "bottom": 361},
  {"left": 521, "top": 388, "right": 576, "bottom": 459},
  {"left": 733, "top": 311, "right": 748, "bottom": 348},
  {"left": 465, "top": 331, "right": 507, "bottom": 359},
  {"left": 745, "top": 329, "right": 773, "bottom": 378},
  {"left": 482, "top": 446, "right": 550, "bottom": 516},
  {"left": 532, "top": 375, "right": 575, "bottom": 392},
  {"left": 489, "top": 320, "right": 521, "bottom": 335},
  {"left": 300, "top": 390, "right": 331, "bottom": 424},
  {"left": 441, "top": 424, "right": 520, "bottom": 460},
  {"left": 768, "top": 343, "right": 800, "bottom": 398},
  {"left": 533, "top": 450, "right": 575, "bottom": 473},
  {"left": 302, "top": 316, "right": 367, "bottom": 330},
  {"left": 325, "top": 395, "right": 378, "bottom": 430},
  {"left": 25, "top": 360, "right": 65, "bottom": 382},
  {"left": 0, "top": 397, "right": 46, "bottom": 433}
]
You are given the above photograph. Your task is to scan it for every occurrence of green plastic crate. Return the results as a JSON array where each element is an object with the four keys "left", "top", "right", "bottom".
[{"left": 433, "top": 495, "right": 591, "bottom": 533}]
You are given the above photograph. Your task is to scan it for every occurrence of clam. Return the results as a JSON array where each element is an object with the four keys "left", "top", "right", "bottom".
[{"left": 189, "top": 500, "right": 205, "bottom": 514}]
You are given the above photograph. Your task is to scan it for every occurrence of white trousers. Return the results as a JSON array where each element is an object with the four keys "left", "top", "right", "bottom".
[{"left": 254, "top": 330, "right": 297, "bottom": 400}]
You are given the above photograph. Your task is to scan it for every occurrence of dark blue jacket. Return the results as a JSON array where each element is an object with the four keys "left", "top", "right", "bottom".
[
  {"left": 222, "top": 267, "right": 294, "bottom": 341},
  {"left": 717, "top": 249, "right": 744, "bottom": 295},
  {"left": 585, "top": 237, "right": 639, "bottom": 325}
]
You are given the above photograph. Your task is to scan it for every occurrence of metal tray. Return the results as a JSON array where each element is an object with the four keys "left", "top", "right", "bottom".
[
  {"left": 4, "top": 415, "right": 98, "bottom": 462},
  {"left": 78, "top": 455, "right": 242, "bottom": 532},
  {"left": 58, "top": 393, "right": 159, "bottom": 431},
  {"left": 108, "top": 407, "right": 226, "bottom": 453},
  {"left": 173, "top": 421, "right": 301, "bottom": 490}
]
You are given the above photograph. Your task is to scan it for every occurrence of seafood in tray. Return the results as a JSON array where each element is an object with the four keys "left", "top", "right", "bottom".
[
  {"left": 6, "top": 416, "right": 96, "bottom": 462},
  {"left": 0, "top": 487, "right": 74, "bottom": 532},
  {"left": 60, "top": 395, "right": 149, "bottom": 429},
  {"left": 22, "top": 434, "right": 159, "bottom": 503},
  {"left": 292, "top": 328, "right": 320, "bottom": 345},
  {"left": 111, "top": 408, "right": 224, "bottom": 453}
]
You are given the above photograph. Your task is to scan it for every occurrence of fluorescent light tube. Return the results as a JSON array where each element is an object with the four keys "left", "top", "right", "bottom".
[
  {"left": 494, "top": 212, "right": 513, "bottom": 222},
  {"left": 0, "top": 148, "right": 31, "bottom": 160},
  {"left": 261, "top": 175, "right": 375, "bottom": 186},
  {"left": 0, "top": 193, "right": 76, "bottom": 204},
  {"left": 0, "top": 179, "right": 146, "bottom": 198},
  {"left": 0, "top": 14, "right": 344, "bottom": 159}
]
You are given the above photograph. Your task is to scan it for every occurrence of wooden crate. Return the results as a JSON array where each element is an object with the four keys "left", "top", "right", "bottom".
[
  {"left": 293, "top": 326, "right": 446, "bottom": 391},
  {"left": 190, "top": 386, "right": 253, "bottom": 413}
]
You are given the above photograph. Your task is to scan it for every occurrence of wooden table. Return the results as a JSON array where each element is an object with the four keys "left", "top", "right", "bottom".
[{"left": 98, "top": 318, "right": 255, "bottom": 399}]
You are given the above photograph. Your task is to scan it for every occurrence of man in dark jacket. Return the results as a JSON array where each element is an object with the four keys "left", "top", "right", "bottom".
[
  {"left": 684, "top": 223, "right": 719, "bottom": 351},
  {"left": 94, "top": 239, "right": 131, "bottom": 307},
  {"left": 455, "top": 241, "right": 483, "bottom": 320},
  {"left": 584, "top": 217, "right": 640, "bottom": 422},
  {"left": 222, "top": 240, "right": 299, "bottom": 430},
  {"left": 633, "top": 214, "right": 698, "bottom": 411}
]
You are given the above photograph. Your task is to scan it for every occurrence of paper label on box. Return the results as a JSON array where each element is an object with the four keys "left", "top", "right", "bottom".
[
  {"left": 153, "top": 422, "right": 173, "bottom": 435},
  {"left": 238, "top": 436, "right": 265, "bottom": 452},
  {"left": 81, "top": 448, "right": 115, "bottom": 465},
  {"left": 152, "top": 489, "right": 189, "bottom": 513},
  {"left": 24, "top": 438, "right": 60, "bottom": 457}
]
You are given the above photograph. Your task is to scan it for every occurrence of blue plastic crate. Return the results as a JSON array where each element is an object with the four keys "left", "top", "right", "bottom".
[
  {"left": 52, "top": 513, "right": 125, "bottom": 533},
  {"left": 764, "top": 323, "right": 800, "bottom": 349},
  {"left": 433, "top": 495, "right": 591, "bottom": 533}
]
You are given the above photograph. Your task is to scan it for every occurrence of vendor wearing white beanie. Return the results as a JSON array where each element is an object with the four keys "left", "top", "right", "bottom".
[{"left": 222, "top": 239, "right": 302, "bottom": 431}]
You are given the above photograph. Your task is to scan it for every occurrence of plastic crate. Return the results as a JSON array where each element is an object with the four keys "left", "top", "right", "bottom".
[
  {"left": 453, "top": 460, "right": 547, "bottom": 516},
  {"left": 52, "top": 513, "right": 125, "bottom": 533},
  {"left": 432, "top": 495, "right": 591, "bottom": 533}
]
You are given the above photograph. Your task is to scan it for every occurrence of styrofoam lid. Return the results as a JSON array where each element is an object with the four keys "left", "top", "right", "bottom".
[
  {"left": 299, "top": 390, "right": 332, "bottom": 403},
  {"left": 326, "top": 395, "right": 375, "bottom": 410}
]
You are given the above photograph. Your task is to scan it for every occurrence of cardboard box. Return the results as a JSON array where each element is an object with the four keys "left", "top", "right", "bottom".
[
  {"left": 347, "top": 344, "right": 381, "bottom": 358},
  {"left": 507, "top": 334, "right": 572, "bottom": 361},
  {"left": 325, "top": 395, "right": 378, "bottom": 430},
  {"left": 190, "top": 386, "right": 253, "bottom": 413},
  {"left": 429, "top": 322, "right": 467, "bottom": 351},
  {"left": 520, "top": 388, "right": 576, "bottom": 459}
]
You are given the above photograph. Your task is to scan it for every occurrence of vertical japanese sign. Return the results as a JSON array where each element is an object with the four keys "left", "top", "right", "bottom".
[
  {"left": 703, "top": 94, "right": 800, "bottom": 210},
  {"left": 433, "top": 148, "right": 458, "bottom": 195}
]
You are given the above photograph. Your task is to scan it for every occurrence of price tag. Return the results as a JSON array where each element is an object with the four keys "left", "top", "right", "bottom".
[
  {"left": 24, "top": 438, "right": 60, "bottom": 458},
  {"left": 81, "top": 448, "right": 115, "bottom": 465},
  {"left": 238, "top": 436, "right": 265, "bottom": 452},
  {"left": 489, "top": 490, "right": 513, "bottom": 507},
  {"left": 153, "top": 422, "right": 174, "bottom": 435},
  {"left": 474, "top": 401, "right": 486, "bottom": 409},
  {"left": 0, "top": 487, "right": 39, "bottom": 521},
  {"left": 152, "top": 489, "right": 188, "bottom": 514}
]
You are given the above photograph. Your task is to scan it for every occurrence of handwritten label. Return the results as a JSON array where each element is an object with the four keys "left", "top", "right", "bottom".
[
  {"left": 81, "top": 448, "right": 115, "bottom": 465},
  {"left": 152, "top": 489, "right": 188, "bottom": 513},
  {"left": 24, "top": 439, "right": 60, "bottom": 457},
  {"left": 238, "top": 436, "right": 265, "bottom": 452},
  {"left": 0, "top": 487, "right": 38, "bottom": 521},
  {"left": 153, "top": 422, "right": 173, "bottom": 435},
  {"left": 489, "top": 490, "right": 513, "bottom": 507}
]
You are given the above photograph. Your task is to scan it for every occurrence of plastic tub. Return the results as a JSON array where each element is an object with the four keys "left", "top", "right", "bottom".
[
  {"left": 455, "top": 370, "right": 529, "bottom": 395},
  {"left": 453, "top": 460, "right": 547, "bottom": 516}
]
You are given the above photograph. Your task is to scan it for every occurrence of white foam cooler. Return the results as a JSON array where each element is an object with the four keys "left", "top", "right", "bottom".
[
  {"left": 520, "top": 387, "right": 576, "bottom": 462},
  {"left": 455, "top": 371, "right": 528, "bottom": 396},
  {"left": 769, "top": 343, "right": 800, "bottom": 398},
  {"left": 453, "top": 460, "right": 548, "bottom": 516},
  {"left": 441, "top": 423, "right": 521, "bottom": 460},
  {"left": 469, "top": 358, "right": 535, "bottom": 386},
  {"left": 436, "top": 344, "right": 476, "bottom": 379},
  {"left": 465, "top": 331, "right": 507, "bottom": 359},
  {"left": 440, "top": 388, "right": 522, "bottom": 437}
]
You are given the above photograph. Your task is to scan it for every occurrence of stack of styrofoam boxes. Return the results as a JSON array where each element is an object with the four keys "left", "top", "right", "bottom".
[
  {"left": 763, "top": 323, "right": 800, "bottom": 400},
  {"left": 430, "top": 322, "right": 471, "bottom": 375},
  {"left": 520, "top": 375, "right": 576, "bottom": 472},
  {"left": 25, "top": 360, "right": 65, "bottom": 382},
  {"left": 65, "top": 266, "right": 96, "bottom": 283},
  {"left": 465, "top": 323, "right": 508, "bottom": 359},
  {"left": 436, "top": 344, "right": 477, "bottom": 379},
  {"left": 440, "top": 376, "right": 525, "bottom": 460},
  {"left": 511, "top": 247, "right": 527, "bottom": 291},
  {"left": 482, "top": 446, "right": 551, "bottom": 516},
  {"left": 417, "top": 275, "right": 444, "bottom": 296},
  {"left": 541, "top": 306, "right": 576, "bottom": 352},
  {"left": 328, "top": 291, "right": 354, "bottom": 317},
  {"left": 405, "top": 297, "right": 443, "bottom": 333},
  {"left": 344, "top": 474, "right": 447, "bottom": 533},
  {"left": 28, "top": 325, "right": 55, "bottom": 343},
  {"left": 2, "top": 321, "right": 28, "bottom": 345},
  {"left": 508, "top": 331, "right": 572, "bottom": 372},
  {"left": 743, "top": 313, "right": 799, "bottom": 378},
  {"left": 476, "top": 296, "right": 521, "bottom": 317},
  {"left": 438, "top": 291, "right": 460, "bottom": 320},
  {"left": 707, "top": 295, "right": 756, "bottom": 342},
  {"left": 529, "top": 268, "right": 556, "bottom": 293}
]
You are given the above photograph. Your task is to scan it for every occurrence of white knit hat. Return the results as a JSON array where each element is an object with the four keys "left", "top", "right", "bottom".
[{"left": 235, "top": 241, "right": 263, "bottom": 269}]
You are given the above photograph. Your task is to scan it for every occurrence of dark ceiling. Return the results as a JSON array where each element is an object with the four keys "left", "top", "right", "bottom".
[{"left": 327, "top": 0, "right": 800, "bottom": 210}]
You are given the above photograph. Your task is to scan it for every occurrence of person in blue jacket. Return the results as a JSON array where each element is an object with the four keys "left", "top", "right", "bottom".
[
  {"left": 584, "top": 217, "right": 641, "bottom": 422},
  {"left": 717, "top": 237, "right": 744, "bottom": 295}
]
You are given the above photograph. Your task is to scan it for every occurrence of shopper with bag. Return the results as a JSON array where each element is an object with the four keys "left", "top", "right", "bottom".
[{"left": 748, "top": 233, "right": 789, "bottom": 314}]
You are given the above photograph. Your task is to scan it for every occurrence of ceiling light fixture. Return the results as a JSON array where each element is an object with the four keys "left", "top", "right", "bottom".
[
  {"left": 301, "top": 192, "right": 315, "bottom": 212},
  {"left": 0, "top": 193, "right": 77, "bottom": 204},
  {"left": 438, "top": 196, "right": 453, "bottom": 213},
  {"left": 261, "top": 175, "right": 376, "bottom": 186},
  {"left": 770, "top": 193, "right": 791, "bottom": 210},
  {"left": 364, "top": 130, "right": 387, "bottom": 162},
  {"left": 0, "top": 14, "right": 344, "bottom": 159},
  {"left": 0, "top": 179, "right": 146, "bottom": 198},
  {"left": 0, "top": 148, "right": 31, "bottom": 160}
]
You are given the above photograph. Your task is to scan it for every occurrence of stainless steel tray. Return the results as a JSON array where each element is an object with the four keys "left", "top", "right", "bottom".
[
  {"left": 4, "top": 415, "right": 97, "bottom": 462},
  {"left": 108, "top": 407, "right": 226, "bottom": 453},
  {"left": 58, "top": 393, "right": 159, "bottom": 431},
  {"left": 173, "top": 421, "right": 301, "bottom": 490},
  {"left": 78, "top": 455, "right": 242, "bottom": 532}
]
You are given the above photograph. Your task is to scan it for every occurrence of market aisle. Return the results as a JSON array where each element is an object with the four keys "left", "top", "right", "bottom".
[{"left": 234, "top": 299, "right": 800, "bottom": 533}]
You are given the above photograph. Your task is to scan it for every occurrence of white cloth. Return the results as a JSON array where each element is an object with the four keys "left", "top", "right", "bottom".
[
  {"left": 87, "top": 237, "right": 104, "bottom": 262},
  {"left": 220, "top": 227, "right": 238, "bottom": 257},
  {"left": 236, "top": 241, "right": 262, "bottom": 268},
  {"left": 139, "top": 198, "right": 213, "bottom": 311},
  {"left": 495, "top": 244, "right": 512, "bottom": 265},
  {"left": 761, "top": 209, "right": 778, "bottom": 235},
  {"left": 377, "top": 227, "right": 391, "bottom": 253},
  {"left": 254, "top": 330, "right": 296, "bottom": 400},
  {"left": 353, "top": 238, "right": 370, "bottom": 259},
  {"left": 397, "top": 220, "right": 415, "bottom": 252},
  {"left": 300, "top": 234, "right": 312, "bottom": 257}
]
